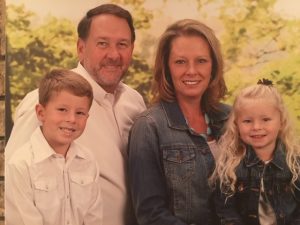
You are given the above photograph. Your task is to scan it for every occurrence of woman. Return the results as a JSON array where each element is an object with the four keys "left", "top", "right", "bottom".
[{"left": 128, "top": 19, "right": 230, "bottom": 225}]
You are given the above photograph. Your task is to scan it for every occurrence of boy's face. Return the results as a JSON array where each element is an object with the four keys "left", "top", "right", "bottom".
[{"left": 36, "top": 90, "right": 90, "bottom": 154}]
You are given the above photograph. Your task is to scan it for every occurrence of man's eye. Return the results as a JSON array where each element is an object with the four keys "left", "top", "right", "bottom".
[
  {"left": 118, "top": 42, "right": 129, "bottom": 48},
  {"left": 97, "top": 41, "right": 108, "bottom": 47}
]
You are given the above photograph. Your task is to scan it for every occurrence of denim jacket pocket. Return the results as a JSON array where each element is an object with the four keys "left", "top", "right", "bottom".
[{"left": 162, "top": 146, "right": 196, "bottom": 182}]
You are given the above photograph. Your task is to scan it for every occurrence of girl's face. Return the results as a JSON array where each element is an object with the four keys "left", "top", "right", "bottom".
[
  {"left": 236, "top": 98, "right": 281, "bottom": 161},
  {"left": 168, "top": 35, "right": 212, "bottom": 103}
]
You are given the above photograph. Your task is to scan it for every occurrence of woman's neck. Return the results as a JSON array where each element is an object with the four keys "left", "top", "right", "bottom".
[{"left": 178, "top": 98, "right": 207, "bottom": 134}]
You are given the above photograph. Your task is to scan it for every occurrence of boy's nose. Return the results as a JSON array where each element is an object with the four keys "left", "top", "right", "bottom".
[{"left": 66, "top": 113, "right": 76, "bottom": 123}]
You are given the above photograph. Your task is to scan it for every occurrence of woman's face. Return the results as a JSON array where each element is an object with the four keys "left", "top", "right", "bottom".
[{"left": 168, "top": 35, "right": 212, "bottom": 102}]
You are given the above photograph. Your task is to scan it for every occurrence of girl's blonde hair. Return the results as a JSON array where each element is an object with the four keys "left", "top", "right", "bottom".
[{"left": 210, "top": 83, "right": 300, "bottom": 194}]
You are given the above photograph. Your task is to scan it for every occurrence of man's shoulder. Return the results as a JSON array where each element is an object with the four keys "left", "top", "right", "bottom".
[
  {"left": 120, "top": 83, "right": 143, "bottom": 97},
  {"left": 7, "top": 141, "right": 32, "bottom": 166},
  {"left": 16, "top": 89, "right": 39, "bottom": 111}
]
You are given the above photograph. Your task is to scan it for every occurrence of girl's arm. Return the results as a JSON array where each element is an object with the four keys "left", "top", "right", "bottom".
[
  {"left": 290, "top": 180, "right": 300, "bottom": 225},
  {"left": 213, "top": 182, "right": 245, "bottom": 225}
]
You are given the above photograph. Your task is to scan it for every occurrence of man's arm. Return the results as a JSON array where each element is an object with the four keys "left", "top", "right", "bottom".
[{"left": 5, "top": 89, "right": 40, "bottom": 161}]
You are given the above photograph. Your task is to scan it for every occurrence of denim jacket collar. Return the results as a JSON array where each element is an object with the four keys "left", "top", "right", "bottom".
[
  {"left": 160, "top": 101, "right": 230, "bottom": 138},
  {"left": 244, "top": 139, "right": 286, "bottom": 170}
]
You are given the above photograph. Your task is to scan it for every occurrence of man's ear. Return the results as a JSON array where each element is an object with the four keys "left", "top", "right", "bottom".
[
  {"left": 35, "top": 104, "right": 45, "bottom": 123},
  {"left": 77, "top": 38, "right": 85, "bottom": 62}
]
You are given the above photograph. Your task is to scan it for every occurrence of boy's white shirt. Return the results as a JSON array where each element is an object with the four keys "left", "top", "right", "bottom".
[
  {"left": 5, "top": 127, "right": 103, "bottom": 225},
  {"left": 5, "top": 63, "right": 146, "bottom": 225}
]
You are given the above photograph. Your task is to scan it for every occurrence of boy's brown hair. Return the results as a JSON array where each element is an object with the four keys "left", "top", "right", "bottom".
[{"left": 38, "top": 69, "right": 93, "bottom": 108}]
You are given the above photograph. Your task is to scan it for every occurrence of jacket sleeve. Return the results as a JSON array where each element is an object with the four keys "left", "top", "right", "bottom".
[
  {"left": 290, "top": 179, "right": 300, "bottom": 225},
  {"left": 128, "top": 115, "right": 187, "bottom": 225},
  {"left": 5, "top": 89, "right": 40, "bottom": 161},
  {"left": 213, "top": 182, "right": 246, "bottom": 225}
]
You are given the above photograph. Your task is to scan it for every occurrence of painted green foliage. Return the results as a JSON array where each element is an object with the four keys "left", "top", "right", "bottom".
[{"left": 6, "top": 0, "right": 300, "bottom": 132}]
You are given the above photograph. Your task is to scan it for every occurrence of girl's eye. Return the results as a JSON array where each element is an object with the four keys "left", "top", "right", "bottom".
[
  {"left": 242, "top": 119, "right": 251, "bottom": 123},
  {"left": 263, "top": 118, "right": 271, "bottom": 122}
]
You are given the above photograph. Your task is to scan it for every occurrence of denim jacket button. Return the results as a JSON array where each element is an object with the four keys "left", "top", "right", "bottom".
[{"left": 238, "top": 183, "right": 244, "bottom": 191}]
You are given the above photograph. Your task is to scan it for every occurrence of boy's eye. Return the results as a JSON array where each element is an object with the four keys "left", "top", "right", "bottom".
[
  {"left": 57, "top": 108, "right": 67, "bottom": 112},
  {"left": 76, "top": 111, "right": 86, "bottom": 116}
]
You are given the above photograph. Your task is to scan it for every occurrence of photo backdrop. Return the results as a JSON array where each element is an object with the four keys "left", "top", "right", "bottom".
[{"left": 6, "top": 0, "right": 300, "bottom": 134}]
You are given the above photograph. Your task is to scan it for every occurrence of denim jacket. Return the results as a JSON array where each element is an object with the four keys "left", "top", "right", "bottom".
[
  {"left": 128, "top": 101, "right": 230, "bottom": 225},
  {"left": 214, "top": 141, "right": 300, "bottom": 225}
]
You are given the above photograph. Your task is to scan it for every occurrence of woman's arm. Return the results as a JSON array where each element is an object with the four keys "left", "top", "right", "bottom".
[{"left": 128, "top": 115, "right": 187, "bottom": 225}]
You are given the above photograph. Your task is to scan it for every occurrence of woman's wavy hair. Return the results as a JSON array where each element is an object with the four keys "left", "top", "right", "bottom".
[
  {"left": 151, "top": 19, "right": 226, "bottom": 112},
  {"left": 210, "top": 83, "right": 300, "bottom": 194}
]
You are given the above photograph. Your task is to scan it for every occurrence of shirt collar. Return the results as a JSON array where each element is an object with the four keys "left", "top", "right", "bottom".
[
  {"left": 244, "top": 139, "right": 286, "bottom": 170},
  {"left": 73, "top": 63, "right": 125, "bottom": 106},
  {"left": 161, "top": 101, "right": 230, "bottom": 137},
  {"left": 31, "top": 127, "right": 88, "bottom": 164}
]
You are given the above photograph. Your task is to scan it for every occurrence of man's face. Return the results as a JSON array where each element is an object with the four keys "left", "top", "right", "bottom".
[{"left": 77, "top": 14, "right": 134, "bottom": 93}]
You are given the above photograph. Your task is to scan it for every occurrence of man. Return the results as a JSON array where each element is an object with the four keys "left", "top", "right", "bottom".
[{"left": 5, "top": 4, "right": 146, "bottom": 225}]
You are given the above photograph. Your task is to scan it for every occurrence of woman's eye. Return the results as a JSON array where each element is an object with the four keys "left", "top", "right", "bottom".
[
  {"left": 175, "top": 59, "right": 185, "bottom": 64},
  {"left": 197, "top": 58, "right": 207, "bottom": 63}
]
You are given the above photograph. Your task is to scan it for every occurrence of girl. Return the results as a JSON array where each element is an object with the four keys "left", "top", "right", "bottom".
[{"left": 211, "top": 79, "right": 300, "bottom": 225}]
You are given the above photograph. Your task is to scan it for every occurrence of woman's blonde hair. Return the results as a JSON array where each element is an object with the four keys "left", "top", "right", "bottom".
[
  {"left": 210, "top": 83, "right": 300, "bottom": 194},
  {"left": 151, "top": 19, "right": 226, "bottom": 112}
]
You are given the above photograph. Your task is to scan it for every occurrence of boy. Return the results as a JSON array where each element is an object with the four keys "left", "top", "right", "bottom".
[{"left": 5, "top": 69, "right": 102, "bottom": 225}]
